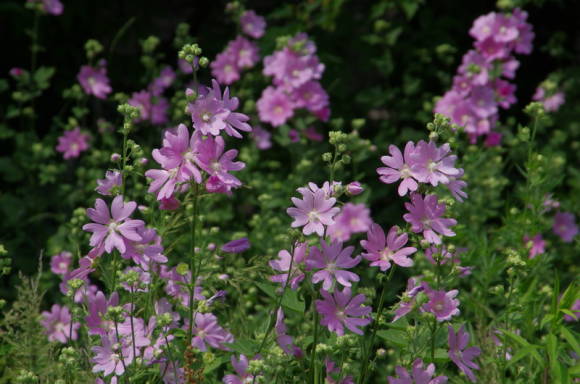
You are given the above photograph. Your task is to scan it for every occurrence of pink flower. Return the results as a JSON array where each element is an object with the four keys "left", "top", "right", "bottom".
[
  {"left": 275, "top": 308, "right": 299, "bottom": 356},
  {"left": 211, "top": 51, "right": 240, "bottom": 85},
  {"left": 392, "top": 277, "right": 424, "bottom": 322},
  {"left": 290, "top": 81, "right": 329, "bottom": 113},
  {"left": 421, "top": 284, "right": 460, "bottom": 322},
  {"left": 257, "top": 86, "right": 294, "bottom": 127},
  {"left": 377, "top": 142, "right": 420, "bottom": 196},
  {"left": 196, "top": 135, "right": 245, "bottom": 194},
  {"left": 56, "top": 127, "right": 89, "bottom": 159},
  {"left": 128, "top": 90, "right": 169, "bottom": 125},
  {"left": 150, "top": 66, "right": 175, "bottom": 95},
  {"left": 553, "top": 212, "right": 578, "bottom": 243},
  {"left": 189, "top": 313, "right": 234, "bottom": 351},
  {"left": 410, "top": 141, "right": 461, "bottom": 187},
  {"left": 307, "top": 240, "right": 361, "bottom": 291},
  {"left": 327, "top": 203, "right": 372, "bottom": 242},
  {"left": 223, "top": 354, "right": 258, "bottom": 383},
  {"left": 523, "top": 234, "right": 545, "bottom": 258},
  {"left": 28, "top": 0, "right": 63, "bottom": 15},
  {"left": 91, "top": 333, "right": 135, "bottom": 377},
  {"left": 95, "top": 170, "right": 122, "bottom": 196},
  {"left": 86, "top": 291, "right": 119, "bottom": 336},
  {"left": 240, "top": 10, "right": 266, "bottom": 39},
  {"left": 287, "top": 185, "right": 339, "bottom": 236},
  {"left": 403, "top": 193, "right": 457, "bottom": 244},
  {"left": 388, "top": 359, "right": 448, "bottom": 384},
  {"left": 77, "top": 63, "right": 112, "bottom": 99},
  {"left": 41, "top": 304, "right": 79, "bottom": 343},
  {"left": 315, "top": 287, "right": 371, "bottom": 336},
  {"left": 82, "top": 195, "right": 145, "bottom": 255},
  {"left": 252, "top": 125, "right": 272, "bottom": 150},
  {"left": 325, "top": 358, "right": 355, "bottom": 384},
  {"left": 230, "top": 36, "right": 260, "bottom": 69},
  {"left": 346, "top": 181, "right": 364, "bottom": 196},
  {"left": 50, "top": 251, "right": 73, "bottom": 275},
  {"left": 206, "top": 80, "right": 252, "bottom": 138},
  {"left": 361, "top": 224, "right": 416, "bottom": 272},
  {"left": 484, "top": 132, "right": 503, "bottom": 147},
  {"left": 448, "top": 325, "right": 481, "bottom": 382},
  {"left": 221, "top": 238, "right": 250, "bottom": 253},
  {"left": 269, "top": 242, "right": 308, "bottom": 290}
]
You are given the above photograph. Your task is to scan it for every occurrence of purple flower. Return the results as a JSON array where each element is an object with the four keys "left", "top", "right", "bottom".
[
  {"left": 269, "top": 242, "right": 308, "bottom": 290},
  {"left": 275, "top": 308, "right": 299, "bottom": 356},
  {"left": 221, "top": 238, "right": 250, "bottom": 253},
  {"left": 346, "top": 181, "right": 364, "bottom": 196},
  {"left": 128, "top": 90, "right": 169, "bottom": 125},
  {"left": 189, "top": 313, "right": 234, "bottom": 351},
  {"left": 257, "top": 86, "right": 294, "bottom": 127},
  {"left": 377, "top": 142, "right": 420, "bottom": 196},
  {"left": 564, "top": 299, "right": 580, "bottom": 322},
  {"left": 287, "top": 185, "right": 340, "bottom": 236},
  {"left": 28, "top": 0, "right": 63, "bottom": 15},
  {"left": 553, "top": 212, "right": 578, "bottom": 243},
  {"left": 78, "top": 63, "right": 112, "bottom": 99},
  {"left": 86, "top": 291, "right": 119, "bottom": 336},
  {"left": 40, "top": 304, "right": 79, "bottom": 343},
  {"left": 196, "top": 135, "right": 245, "bottom": 194},
  {"left": 361, "top": 224, "right": 416, "bottom": 272},
  {"left": 392, "top": 277, "right": 424, "bottom": 322},
  {"left": 150, "top": 66, "right": 175, "bottom": 95},
  {"left": 325, "top": 358, "right": 355, "bottom": 384},
  {"left": 315, "top": 287, "right": 371, "bottom": 336},
  {"left": 388, "top": 359, "right": 448, "bottom": 384},
  {"left": 410, "top": 141, "right": 461, "bottom": 187},
  {"left": 240, "top": 10, "right": 266, "bottom": 39},
  {"left": 251, "top": 125, "right": 272, "bottom": 150},
  {"left": 421, "top": 284, "right": 460, "bottom": 322},
  {"left": 307, "top": 240, "right": 361, "bottom": 290},
  {"left": 223, "top": 354, "right": 258, "bottom": 384},
  {"left": 91, "top": 333, "right": 134, "bottom": 376},
  {"left": 95, "top": 170, "right": 122, "bottom": 196},
  {"left": 523, "top": 234, "right": 545, "bottom": 259},
  {"left": 229, "top": 36, "right": 260, "bottom": 69},
  {"left": 82, "top": 195, "right": 145, "bottom": 255},
  {"left": 290, "top": 81, "right": 329, "bottom": 113},
  {"left": 211, "top": 51, "right": 240, "bottom": 85},
  {"left": 56, "top": 127, "right": 89, "bottom": 159},
  {"left": 403, "top": 193, "right": 457, "bottom": 244},
  {"left": 448, "top": 325, "right": 481, "bottom": 382},
  {"left": 327, "top": 203, "right": 372, "bottom": 242},
  {"left": 50, "top": 251, "right": 73, "bottom": 275},
  {"left": 207, "top": 80, "right": 252, "bottom": 138}
]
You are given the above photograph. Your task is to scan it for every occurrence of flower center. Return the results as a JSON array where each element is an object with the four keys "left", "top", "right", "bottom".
[
  {"left": 308, "top": 210, "right": 320, "bottom": 223},
  {"left": 380, "top": 248, "right": 394, "bottom": 261},
  {"left": 108, "top": 222, "right": 119, "bottom": 233},
  {"left": 274, "top": 106, "right": 284, "bottom": 115},
  {"left": 224, "top": 65, "right": 233, "bottom": 73},
  {"left": 201, "top": 112, "right": 212, "bottom": 122}
]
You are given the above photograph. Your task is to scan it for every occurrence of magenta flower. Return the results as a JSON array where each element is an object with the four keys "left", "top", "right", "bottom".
[
  {"left": 28, "top": 0, "right": 63, "bottom": 15},
  {"left": 95, "top": 170, "right": 122, "bottom": 196},
  {"left": 287, "top": 185, "right": 339, "bottom": 236},
  {"left": 223, "top": 354, "right": 258, "bottom": 384},
  {"left": 392, "top": 277, "right": 424, "bottom": 322},
  {"left": 196, "top": 135, "right": 245, "bottom": 194},
  {"left": 189, "top": 313, "right": 234, "bottom": 351},
  {"left": 448, "top": 325, "right": 481, "bottom": 382},
  {"left": 315, "top": 287, "right": 371, "bottom": 336},
  {"left": 421, "top": 284, "right": 460, "bottom": 322},
  {"left": 327, "top": 203, "right": 372, "bottom": 242},
  {"left": 325, "top": 358, "right": 355, "bottom": 384},
  {"left": 533, "top": 87, "right": 565, "bottom": 112},
  {"left": 128, "top": 90, "right": 169, "bottom": 125},
  {"left": 252, "top": 125, "right": 272, "bottom": 150},
  {"left": 523, "top": 234, "right": 545, "bottom": 259},
  {"left": 50, "top": 251, "right": 72, "bottom": 275},
  {"left": 230, "top": 36, "right": 260, "bottom": 68},
  {"left": 150, "top": 66, "right": 175, "bottom": 95},
  {"left": 211, "top": 51, "right": 240, "bottom": 85},
  {"left": 361, "top": 224, "right": 416, "bottom": 272},
  {"left": 553, "top": 212, "right": 578, "bottom": 243},
  {"left": 91, "top": 333, "right": 134, "bottom": 377},
  {"left": 207, "top": 80, "right": 252, "bottom": 138},
  {"left": 190, "top": 94, "right": 230, "bottom": 136},
  {"left": 56, "top": 127, "right": 89, "bottom": 159},
  {"left": 82, "top": 195, "right": 145, "bottom": 255},
  {"left": 221, "top": 238, "right": 250, "bottom": 253},
  {"left": 275, "top": 308, "right": 299, "bottom": 356},
  {"left": 346, "top": 181, "right": 364, "bottom": 196},
  {"left": 269, "top": 242, "right": 308, "bottom": 290},
  {"left": 410, "top": 141, "right": 461, "bottom": 187},
  {"left": 290, "top": 81, "right": 329, "bottom": 113},
  {"left": 388, "top": 359, "right": 448, "bottom": 384},
  {"left": 307, "top": 240, "right": 361, "bottom": 291},
  {"left": 86, "top": 291, "right": 119, "bottom": 336},
  {"left": 40, "top": 304, "right": 79, "bottom": 343},
  {"left": 240, "top": 10, "right": 266, "bottom": 39},
  {"left": 377, "top": 142, "right": 420, "bottom": 196},
  {"left": 257, "top": 86, "right": 294, "bottom": 127},
  {"left": 403, "top": 193, "right": 457, "bottom": 244},
  {"left": 77, "top": 63, "right": 112, "bottom": 99}
]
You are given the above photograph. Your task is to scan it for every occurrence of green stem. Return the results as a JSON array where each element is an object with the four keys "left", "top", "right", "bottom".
[
  {"left": 311, "top": 309, "right": 320, "bottom": 384},
  {"left": 359, "top": 266, "right": 396, "bottom": 384},
  {"left": 129, "top": 287, "right": 137, "bottom": 369},
  {"left": 114, "top": 320, "right": 129, "bottom": 384},
  {"left": 186, "top": 183, "right": 200, "bottom": 343},
  {"left": 121, "top": 128, "right": 129, "bottom": 196}
]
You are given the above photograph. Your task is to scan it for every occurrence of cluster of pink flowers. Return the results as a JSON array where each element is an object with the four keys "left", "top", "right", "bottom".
[
  {"left": 211, "top": 10, "right": 265, "bottom": 85},
  {"left": 435, "top": 9, "right": 534, "bottom": 143},
  {"left": 77, "top": 60, "right": 112, "bottom": 99},
  {"left": 532, "top": 85, "right": 565, "bottom": 112},
  {"left": 128, "top": 67, "right": 175, "bottom": 125},
  {"left": 56, "top": 127, "right": 90, "bottom": 159},
  {"left": 258, "top": 33, "right": 330, "bottom": 127},
  {"left": 377, "top": 140, "right": 467, "bottom": 201}
]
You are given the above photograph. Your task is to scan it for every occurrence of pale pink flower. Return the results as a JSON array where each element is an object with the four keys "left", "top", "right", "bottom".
[
  {"left": 315, "top": 287, "right": 371, "bottom": 336},
  {"left": 361, "top": 224, "right": 416, "bottom": 271},
  {"left": 287, "top": 186, "right": 339, "bottom": 236},
  {"left": 307, "top": 240, "right": 361, "bottom": 291}
]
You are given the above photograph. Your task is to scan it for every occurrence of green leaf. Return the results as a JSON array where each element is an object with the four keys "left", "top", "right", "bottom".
[
  {"left": 560, "top": 327, "right": 580, "bottom": 356},
  {"left": 203, "top": 356, "right": 229, "bottom": 374},
  {"left": 226, "top": 339, "right": 259, "bottom": 356},
  {"left": 377, "top": 329, "right": 407, "bottom": 347},
  {"left": 256, "top": 282, "right": 305, "bottom": 313}
]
